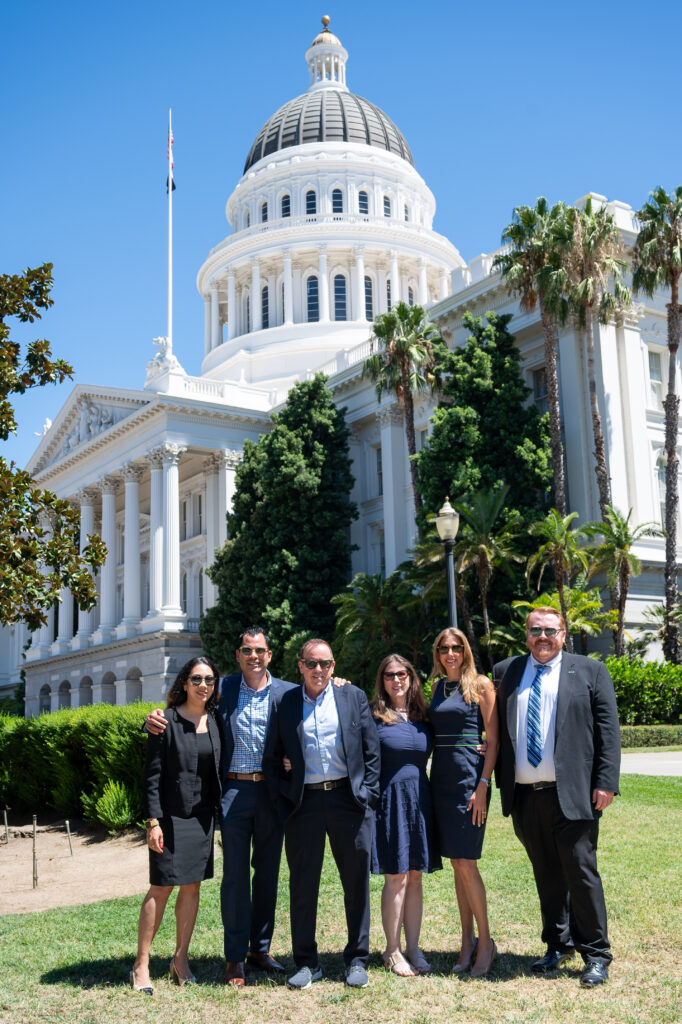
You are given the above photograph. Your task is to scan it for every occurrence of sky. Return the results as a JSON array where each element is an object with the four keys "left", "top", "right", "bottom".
[{"left": 3, "top": 0, "right": 681, "bottom": 468}]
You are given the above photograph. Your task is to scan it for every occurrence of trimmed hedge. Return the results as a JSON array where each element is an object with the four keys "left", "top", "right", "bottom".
[
  {"left": 605, "top": 656, "right": 682, "bottom": 725},
  {"left": 0, "top": 702, "right": 154, "bottom": 832},
  {"left": 620, "top": 723, "right": 682, "bottom": 748}
]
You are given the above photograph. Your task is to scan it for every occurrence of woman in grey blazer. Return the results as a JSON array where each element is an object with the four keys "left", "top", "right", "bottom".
[{"left": 130, "top": 657, "right": 222, "bottom": 994}]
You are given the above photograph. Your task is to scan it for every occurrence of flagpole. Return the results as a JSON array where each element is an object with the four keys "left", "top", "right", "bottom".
[{"left": 167, "top": 108, "right": 173, "bottom": 347}]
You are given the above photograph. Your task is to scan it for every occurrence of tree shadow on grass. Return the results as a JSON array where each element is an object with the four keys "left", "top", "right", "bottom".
[
  {"left": 40, "top": 955, "right": 285, "bottom": 989},
  {"left": 390, "top": 950, "right": 576, "bottom": 982}
]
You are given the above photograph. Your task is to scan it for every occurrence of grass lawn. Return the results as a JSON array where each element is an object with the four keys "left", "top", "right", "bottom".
[{"left": 0, "top": 775, "right": 680, "bottom": 1024}]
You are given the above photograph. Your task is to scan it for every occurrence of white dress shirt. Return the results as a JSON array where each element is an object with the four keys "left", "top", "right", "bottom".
[{"left": 515, "top": 651, "right": 562, "bottom": 783}]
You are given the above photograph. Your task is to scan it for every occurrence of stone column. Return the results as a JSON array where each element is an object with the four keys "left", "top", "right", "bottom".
[
  {"left": 318, "top": 247, "right": 330, "bottom": 322},
  {"left": 283, "top": 251, "right": 293, "bottom": 325},
  {"left": 251, "top": 260, "right": 262, "bottom": 332},
  {"left": 91, "top": 476, "right": 118, "bottom": 644},
  {"left": 115, "top": 678, "right": 128, "bottom": 706},
  {"left": 116, "top": 465, "right": 142, "bottom": 638},
  {"left": 204, "top": 456, "right": 219, "bottom": 609},
  {"left": 418, "top": 258, "right": 428, "bottom": 305},
  {"left": 147, "top": 451, "right": 164, "bottom": 618},
  {"left": 353, "top": 247, "right": 366, "bottom": 321},
  {"left": 203, "top": 295, "right": 211, "bottom": 355},
  {"left": 440, "top": 267, "right": 449, "bottom": 300},
  {"left": 161, "top": 443, "right": 187, "bottom": 626},
  {"left": 617, "top": 311, "right": 656, "bottom": 521},
  {"left": 72, "top": 490, "right": 97, "bottom": 650},
  {"left": 217, "top": 449, "right": 242, "bottom": 547},
  {"left": 390, "top": 251, "right": 400, "bottom": 306},
  {"left": 52, "top": 584, "right": 74, "bottom": 654},
  {"left": 227, "top": 272, "right": 236, "bottom": 341},
  {"left": 210, "top": 286, "right": 220, "bottom": 350},
  {"left": 378, "top": 405, "right": 410, "bottom": 574},
  {"left": 268, "top": 272, "right": 276, "bottom": 328}
]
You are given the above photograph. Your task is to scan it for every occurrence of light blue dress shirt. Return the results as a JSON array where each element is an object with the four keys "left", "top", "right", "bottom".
[
  {"left": 230, "top": 673, "right": 271, "bottom": 773},
  {"left": 302, "top": 682, "right": 348, "bottom": 784}
]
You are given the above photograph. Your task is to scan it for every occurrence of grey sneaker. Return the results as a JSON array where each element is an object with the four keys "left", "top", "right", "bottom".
[
  {"left": 287, "top": 964, "right": 323, "bottom": 989},
  {"left": 345, "top": 964, "right": 369, "bottom": 988}
]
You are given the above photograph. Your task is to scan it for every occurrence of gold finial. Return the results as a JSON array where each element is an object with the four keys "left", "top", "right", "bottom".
[{"left": 321, "top": 15, "right": 331, "bottom": 28}]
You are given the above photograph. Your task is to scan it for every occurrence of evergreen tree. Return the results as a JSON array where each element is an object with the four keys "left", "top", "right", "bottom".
[
  {"left": 200, "top": 375, "right": 357, "bottom": 667},
  {"left": 417, "top": 311, "right": 552, "bottom": 525}
]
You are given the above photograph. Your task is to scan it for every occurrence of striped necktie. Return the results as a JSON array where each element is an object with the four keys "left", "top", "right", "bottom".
[{"left": 526, "top": 664, "right": 545, "bottom": 767}]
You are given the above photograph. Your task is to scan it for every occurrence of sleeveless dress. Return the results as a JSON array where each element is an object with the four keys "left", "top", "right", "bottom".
[
  {"left": 371, "top": 718, "right": 442, "bottom": 875},
  {"left": 429, "top": 679, "right": 490, "bottom": 860},
  {"left": 150, "top": 730, "right": 218, "bottom": 885}
]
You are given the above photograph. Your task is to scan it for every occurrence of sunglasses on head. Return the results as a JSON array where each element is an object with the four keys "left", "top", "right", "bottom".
[
  {"left": 528, "top": 626, "right": 562, "bottom": 638},
  {"left": 301, "top": 659, "right": 334, "bottom": 670},
  {"left": 239, "top": 646, "right": 269, "bottom": 656}
]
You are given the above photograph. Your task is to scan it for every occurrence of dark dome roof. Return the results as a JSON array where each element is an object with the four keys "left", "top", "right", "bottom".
[{"left": 244, "top": 90, "right": 414, "bottom": 172}]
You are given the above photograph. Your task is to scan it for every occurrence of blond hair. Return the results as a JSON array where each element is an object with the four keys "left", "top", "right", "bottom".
[{"left": 431, "top": 628, "right": 484, "bottom": 704}]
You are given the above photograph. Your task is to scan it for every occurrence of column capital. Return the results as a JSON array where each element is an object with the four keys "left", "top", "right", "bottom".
[
  {"left": 215, "top": 447, "right": 243, "bottom": 470},
  {"left": 147, "top": 446, "right": 166, "bottom": 467},
  {"left": 75, "top": 487, "right": 99, "bottom": 505},
  {"left": 122, "top": 462, "right": 144, "bottom": 483},
  {"left": 377, "top": 404, "right": 403, "bottom": 428},
  {"left": 157, "top": 442, "right": 187, "bottom": 466},
  {"left": 99, "top": 475, "right": 119, "bottom": 495},
  {"left": 353, "top": 246, "right": 365, "bottom": 259},
  {"left": 204, "top": 455, "right": 219, "bottom": 474}
]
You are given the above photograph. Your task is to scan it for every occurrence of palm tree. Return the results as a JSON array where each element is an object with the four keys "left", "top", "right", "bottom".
[
  {"left": 584, "top": 505, "right": 664, "bottom": 657},
  {"left": 363, "top": 301, "right": 444, "bottom": 519},
  {"left": 454, "top": 485, "right": 524, "bottom": 665},
  {"left": 494, "top": 198, "right": 572, "bottom": 515},
  {"left": 512, "top": 587, "right": 616, "bottom": 656},
  {"left": 526, "top": 509, "right": 588, "bottom": 643},
  {"left": 633, "top": 185, "right": 682, "bottom": 663},
  {"left": 567, "top": 197, "right": 631, "bottom": 520}
]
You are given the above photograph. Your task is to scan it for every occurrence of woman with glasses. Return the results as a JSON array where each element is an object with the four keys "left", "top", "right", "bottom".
[
  {"left": 430, "top": 628, "right": 499, "bottom": 978},
  {"left": 130, "top": 656, "right": 221, "bottom": 994},
  {"left": 370, "top": 653, "right": 441, "bottom": 977}
]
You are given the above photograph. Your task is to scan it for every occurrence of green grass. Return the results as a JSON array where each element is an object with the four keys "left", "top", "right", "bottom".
[
  {"left": 1, "top": 775, "right": 680, "bottom": 1024},
  {"left": 622, "top": 745, "right": 682, "bottom": 754}
]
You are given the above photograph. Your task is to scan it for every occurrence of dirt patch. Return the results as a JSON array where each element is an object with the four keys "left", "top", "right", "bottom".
[{"left": 0, "top": 825, "right": 150, "bottom": 915}]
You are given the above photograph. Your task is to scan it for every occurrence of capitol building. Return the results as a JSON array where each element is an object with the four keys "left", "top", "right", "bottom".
[{"left": 1, "top": 19, "right": 673, "bottom": 714}]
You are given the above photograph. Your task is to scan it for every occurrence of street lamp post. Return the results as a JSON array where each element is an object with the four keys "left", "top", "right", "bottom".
[{"left": 435, "top": 496, "right": 460, "bottom": 629}]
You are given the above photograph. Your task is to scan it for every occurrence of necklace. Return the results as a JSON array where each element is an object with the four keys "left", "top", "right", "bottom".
[{"left": 443, "top": 679, "right": 461, "bottom": 698}]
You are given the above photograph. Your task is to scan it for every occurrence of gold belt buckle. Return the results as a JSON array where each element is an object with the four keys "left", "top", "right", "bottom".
[{"left": 323, "top": 780, "right": 333, "bottom": 791}]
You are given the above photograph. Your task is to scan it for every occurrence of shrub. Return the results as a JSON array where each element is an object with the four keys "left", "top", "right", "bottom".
[
  {"left": 605, "top": 656, "right": 682, "bottom": 725},
  {"left": 620, "top": 723, "right": 682, "bottom": 748},
  {"left": 83, "top": 779, "right": 137, "bottom": 834}
]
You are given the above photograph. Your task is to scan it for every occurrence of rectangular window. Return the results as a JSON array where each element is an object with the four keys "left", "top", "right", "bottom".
[
  {"left": 364, "top": 276, "right": 374, "bottom": 321},
  {"left": 383, "top": 195, "right": 391, "bottom": 218},
  {"left": 281, "top": 194, "right": 291, "bottom": 218},
  {"left": 307, "top": 276, "right": 319, "bottom": 322},
  {"left": 334, "top": 275, "right": 347, "bottom": 321},
  {"left": 180, "top": 499, "right": 188, "bottom": 541},
  {"left": 649, "top": 350, "right": 664, "bottom": 409},
  {"left": 332, "top": 189, "right": 343, "bottom": 214},
  {"left": 386, "top": 279, "right": 392, "bottom": 312},
  {"left": 262, "top": 286, "right": 269, "bottom": 330},
  {"left": 533, "top": 368, "right": 548, "bottom": 415},
  {"left": 376, "top": 446, "right": 383, "bottom": 496},
  {"left": 358, "top": 191, "right": 369, "bottom": 215},
  {"left": 194, "top": 493, "right": 203, "bottom": 536},
  {"left": 306, "top": 190, "right": 317, "bottom": 215}
]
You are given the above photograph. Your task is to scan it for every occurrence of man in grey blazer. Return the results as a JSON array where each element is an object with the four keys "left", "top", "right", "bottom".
[
  {"left": 263, "top": 638, "right": 381, "bottom": 990},
  {"left": 494, "top": 607, "right": 620, "bottom": 988}
]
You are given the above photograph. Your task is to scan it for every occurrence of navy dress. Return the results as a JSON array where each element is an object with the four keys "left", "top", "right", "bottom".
[
  {"left": 371, "top": 717, "right": 442, "bottom": 875},
  {"left": 429, "top": 679, "right": 490, "bottom": 860}
]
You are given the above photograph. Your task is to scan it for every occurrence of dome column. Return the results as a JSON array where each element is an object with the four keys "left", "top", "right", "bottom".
[
  {"left": 418, "top": 258, "right": 428, "bottom": 305},
  {"left": 210, "top": 285, "right": 220, "bottom": 349},
  {"left": 227, "top": 272, "right": 236, "bottom": 340},
  {"left": 353, "top": 247, "right": 366, "bottom": 321},
  {"left": 318, "top": 246, "right": 330, "bottom": 322},
  {"left": 203, "top": 295, "right": 211, "bottom": 355},
  {"left": 390, "top": 251, "right": 400, "bottom": 307},
  {"left": 251, "top": 259, "right": 262, "bottom": 332},
  {"left": 283, "top": 252, "right": 293, "bottom": 325}
]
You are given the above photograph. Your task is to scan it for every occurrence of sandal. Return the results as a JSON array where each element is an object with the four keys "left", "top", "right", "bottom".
[
  {"left": 383, "top": 950, "right": 418, "bottom": 977},
  {"left": 406, "top": 948, "right": 432, "bottom": 975},
  {"left": 452, "top": 936, "right": 478, "bottom": 974}
]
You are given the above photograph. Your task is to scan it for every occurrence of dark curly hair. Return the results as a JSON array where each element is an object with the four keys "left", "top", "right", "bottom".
[{"left": 165, "top": 656, "right": 219, "bottom": 713}]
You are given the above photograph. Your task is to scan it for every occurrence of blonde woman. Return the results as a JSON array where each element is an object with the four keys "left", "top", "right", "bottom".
[{"left": 429, "top": 628, "right": 499, "bottom": 978}]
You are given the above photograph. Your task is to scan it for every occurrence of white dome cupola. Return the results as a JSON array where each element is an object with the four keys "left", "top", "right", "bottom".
[{"left": 305, "top": 15, "right": 349, "bottom": 91}]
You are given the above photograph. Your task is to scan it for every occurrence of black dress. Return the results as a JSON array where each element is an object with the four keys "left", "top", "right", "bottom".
[
  {"left": 429, "top": 679, "right": 490, "bottom": 860},
  {"left": 147, "top": 716, "right": 221, "bottom": 886},
  {"left": 371, "top": 718, "right": 441, "bottom": 875}
]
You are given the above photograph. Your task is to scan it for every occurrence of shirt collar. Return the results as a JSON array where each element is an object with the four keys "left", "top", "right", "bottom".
[
  {"left": 240, "top": 671, "right": 271, "bottom": 692},
  {"left": 303, "top": 680, "right": 332, "bottom": 705},
  {"left": 530, "top": 651, "right": 562, "bottom": 672}
]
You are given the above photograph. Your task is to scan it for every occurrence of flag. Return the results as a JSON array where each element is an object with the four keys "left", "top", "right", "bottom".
[{"left": 166, "top": 118, "right": 176, "bottom": 193}]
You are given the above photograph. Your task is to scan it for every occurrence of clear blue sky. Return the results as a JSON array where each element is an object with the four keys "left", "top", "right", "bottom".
[{"left": 3, "top": 0, "right": 680, "bottom": 468}]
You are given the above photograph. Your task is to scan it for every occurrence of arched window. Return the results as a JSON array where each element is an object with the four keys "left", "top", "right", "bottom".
[
  {"left": 281, "top": 193, "right": 291, "bottom": 218},
  {"left": 307, "top": 275, "right": 319, "bottom": 322},
  {"left": 408, "top": 286, "right": 415, "bottom": 306},
  {"left": 383, "top": 195, "right": 391, "bottom": 218},
  {"left": 386, "top": 279, "right": 392, "bottom": 311},
  {"left": 261, "top": 200, "right": 268, "bottom": 223},
  {"left": 358, "top": 190, "right": 369, "bottom": 215},
  {"left": 364, "top": 276, "right": 374, "bottom": 321},
  {"left": 334, "top": 275, "right": 347, "bottom": 321},
  {"left": 306, "top": 190, "right": 317, "bottom": 215},
  {"left": 404, "top": 204, "right": 409, "bottom": 222},
  {"left": 58, "top": 681, "right": 70, "bottom": 710},
  {"left": 332, "top": 188, "right": 343, "bottom": 214},
  {"left": 262, "top": 285, "right": 269, "bottom": 330},
  {"left": 39, "top": 685, "right": 50, "bottom": 714}
]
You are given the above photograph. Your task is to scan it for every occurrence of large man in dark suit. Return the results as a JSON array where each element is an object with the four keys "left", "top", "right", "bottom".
[
  {"left": 146, "top": 626, "right": 295, "bottom": 986},
  {"left": 494, "top": 607, "right": 620, "bottom": 988},
  {"left": 264, "top": 638, "right": 381, "bottom": 990}
]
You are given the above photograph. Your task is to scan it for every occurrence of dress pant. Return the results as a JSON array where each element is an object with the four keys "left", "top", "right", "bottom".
[
  {"left": 512, "top": 784, "right": 611, "bottom": 964},
  {"left": 219, "top": 779, "right": 283, "bottom": 962},
  {"left": 284, "top": 782, "right": 372, "bottom": 969}
]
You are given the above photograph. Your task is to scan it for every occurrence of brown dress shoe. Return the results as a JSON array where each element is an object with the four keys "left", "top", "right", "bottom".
[
  {"left": 246, "top": 951, "right": 286, "bottom": 973},
  {"left": 224, "top": 961, "right": 245, "bottom": 986}
]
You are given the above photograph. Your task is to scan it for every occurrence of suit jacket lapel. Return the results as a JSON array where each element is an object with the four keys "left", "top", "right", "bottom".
[
  {"left": 506, "top": 656, "right": 527, "bottom": 755},
  {"left": 332, "top": 683, "right": 351, "bottom": 759},
  {"left": 554, "top": 654, "right": 573, "bottom": 743}
]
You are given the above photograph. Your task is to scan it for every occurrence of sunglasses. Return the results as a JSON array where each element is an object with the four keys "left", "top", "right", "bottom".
[
  {"left": 301, "top": 659, "right": 334, "bottom": 670},
  {"left": 439, "top": 644, "right": 464, "bottom": 654},
  {"left": 189, "top": 675, "right": 216, "bottom": 686},
  {"left": 528, "top": 626, "right": 562, "bottom": 638},
  {"left": 239, "top": 646, "right": 269, "bottom": 656},
  {"left": 384, "top": 670, "right": 409, "bottom": 681}
]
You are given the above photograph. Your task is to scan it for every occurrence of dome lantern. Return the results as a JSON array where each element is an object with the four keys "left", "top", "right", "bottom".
[{"left": 305, "top": 16, "right": 349, "bottom": 92}]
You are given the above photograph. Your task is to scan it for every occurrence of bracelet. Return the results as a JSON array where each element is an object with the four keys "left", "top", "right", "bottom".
[
  {"left": 145, "top": 818, "right": 160, "bottom": 830},
  {"left": 480, "top": 776, "right": 490, "bottom": 787}
]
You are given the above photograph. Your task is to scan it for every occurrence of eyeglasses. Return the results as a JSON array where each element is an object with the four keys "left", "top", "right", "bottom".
[
  {"left": 239, "top": 646, "right": 269, "bottom": 656},
  {"left": 301, "top": 659, "right": 334, "bottom": 670},
  {"left": 439, "top": 644, "right": 464, "bottom": 655},
  {"left": 384, "top": 670, "right": 409, "bottom": 681},
  {"left": 528, "top": 626, "right": 562, "bottom": 638},
  {"left": 189, "top": 675, "right": 216, "bottom": 686}
]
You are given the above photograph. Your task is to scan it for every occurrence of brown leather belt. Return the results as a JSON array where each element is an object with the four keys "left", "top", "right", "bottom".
[
  {"left": 304, "top": 777, "right": 349, "bottom": 791},
  {"left": 226, "top": 771, "right": 265, "bottom": 782}
]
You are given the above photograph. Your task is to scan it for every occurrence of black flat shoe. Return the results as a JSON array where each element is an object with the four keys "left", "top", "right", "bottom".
[
  {"left": 580, "top": 961, "right": 609, "bottom": 987},
  {"left": 531, "top": 948, "right": 575, "bottom": 973}
]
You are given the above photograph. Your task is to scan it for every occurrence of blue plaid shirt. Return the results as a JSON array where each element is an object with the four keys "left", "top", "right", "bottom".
[{"left": 229, "top": 674, "right": 272, "bottom": 773}]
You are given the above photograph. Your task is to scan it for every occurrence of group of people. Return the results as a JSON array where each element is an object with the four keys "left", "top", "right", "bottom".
[{"left": 130, "top": 606, "right": 620, "bottom": 993}]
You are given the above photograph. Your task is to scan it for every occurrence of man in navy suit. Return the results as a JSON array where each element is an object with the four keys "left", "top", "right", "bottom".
[
  {"left": 146, "top": 626, "right": 295, "bottom": 986},
  {"left": 494, "top": 607, "right": 620, "bottom": 988},
  {"left": 264, "top": 638, "right": 381, "bottom": 990}
]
